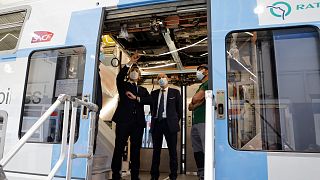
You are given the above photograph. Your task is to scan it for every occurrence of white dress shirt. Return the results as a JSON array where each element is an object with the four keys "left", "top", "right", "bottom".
[{"left": 157, "top": 87, "right": 169, "bottom": 118}]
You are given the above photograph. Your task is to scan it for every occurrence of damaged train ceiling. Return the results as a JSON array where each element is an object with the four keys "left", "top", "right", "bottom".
[{"left": 102, "top": 0, "right": 208, "bottom": 69}]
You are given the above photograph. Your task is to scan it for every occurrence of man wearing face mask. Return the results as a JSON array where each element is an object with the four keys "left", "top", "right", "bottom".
[
  {"left": 111, "top": 52, "right": 150, "bottom": 180},
  {"left": 126, "top": 73, "right": 182, "bottom": 180},
  {"left": 188, "top": 64, "right": 209, "bottom": 180}
]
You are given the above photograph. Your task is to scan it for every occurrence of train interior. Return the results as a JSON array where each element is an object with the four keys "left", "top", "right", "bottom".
[{"left": 95, "top": 1, "right": 208, "bottom": 179}]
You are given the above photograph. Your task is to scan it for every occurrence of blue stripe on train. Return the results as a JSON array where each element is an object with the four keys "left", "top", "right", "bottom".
[{"left": 0, "top": 55, "right": 16, "bottom": 62}]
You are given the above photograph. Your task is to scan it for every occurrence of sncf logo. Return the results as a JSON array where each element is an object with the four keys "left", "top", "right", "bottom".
[{"left": 31, "top": 31, "right": 54, "bottom": 43}]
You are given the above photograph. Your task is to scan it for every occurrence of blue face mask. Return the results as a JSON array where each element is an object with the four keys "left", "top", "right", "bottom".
[
  {"left": 158, "top": 78, "right": 168, "bottom": 87},
  {"left": 99, "top": 52, "right": 105, "bottom": 62}
]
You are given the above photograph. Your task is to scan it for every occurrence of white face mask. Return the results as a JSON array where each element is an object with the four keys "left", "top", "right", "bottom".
[
  {"left": 196, "top": 70, "right": 205, "bottom": 80},
  {"left": 130, "top": 71, "right": 139, "bottom": 80},
  {"left": 158, "top": 78, "right": 168, "bottom": 87}
]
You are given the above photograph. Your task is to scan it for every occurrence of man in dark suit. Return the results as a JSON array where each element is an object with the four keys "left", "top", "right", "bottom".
[
  {"left": 111, "top": 53, "right": 150, "bottom": 180},
  {"left": 127, "top": 73, "right": 182, "bottom": 180}
]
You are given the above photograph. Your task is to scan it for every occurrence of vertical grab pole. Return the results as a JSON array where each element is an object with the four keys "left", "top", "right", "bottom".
[
  {"left": 47, "top": 97, "right": 70, "bottom": 180},
  {"left": 66, "top": 101, "right": 78, "bottom": 180},
  {"left": 204, "top": 90, "right": 214, "bottom": 180},
  {"left": 180, "top": 85, "right": 187, "bottom": 174}
]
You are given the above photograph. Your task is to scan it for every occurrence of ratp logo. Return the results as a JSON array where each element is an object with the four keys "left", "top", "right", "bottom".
[{"left": 267, "top": 1, "right": 292, "bottom": 20}]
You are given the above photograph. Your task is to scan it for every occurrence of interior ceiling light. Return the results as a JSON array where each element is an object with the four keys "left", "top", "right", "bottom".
[
  {"left": 140, "top": 63, "right": 176, "bottom": 70},
  {"left": 244, "top": 32, "right": 254, "bottom": 36},
  {"left": 200, "top": 52, "right": 208, "bottom": 57}
]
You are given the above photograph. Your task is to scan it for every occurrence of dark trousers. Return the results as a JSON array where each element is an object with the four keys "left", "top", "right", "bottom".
[
  {"left": 111, "top": 121, "right": 144, "bottom": 180},
  {"left": 150, "top": 119, "right": 178, "bottom": 179}
]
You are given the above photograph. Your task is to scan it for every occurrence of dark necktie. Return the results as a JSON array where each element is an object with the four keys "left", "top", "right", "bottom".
[
  {"left": 132, "top": 83, "right": 138, "bottom": 115},
  {"left": 157, "top": 89, "right": 165, "bottom": 120},
  {"left": 132, "top": 82, "right": 138, "bottom": 94}
]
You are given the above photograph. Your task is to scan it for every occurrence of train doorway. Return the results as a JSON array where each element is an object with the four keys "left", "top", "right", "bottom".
[{"left": 95, "top": 0, "right": 210, "bottom": 179}]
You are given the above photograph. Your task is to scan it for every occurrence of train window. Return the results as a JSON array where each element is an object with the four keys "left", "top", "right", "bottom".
[
  {"left": 0, "top": 9, "right": 28, "bottom": 53},
  {"left": 0, "top": 111, "right": 8, "bottom": 159},
  {"left": 20, "top": 47, "right": 86, "bottom": 143},
  {"left": 226, "top": 27, "right": 320, "bottom": 152}
]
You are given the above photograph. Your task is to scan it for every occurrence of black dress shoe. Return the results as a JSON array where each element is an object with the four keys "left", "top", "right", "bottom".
[
  {"left": 112, "top": 176, "right": 122, "bottom": 180},
  {"left": 131, "top": 177, "right": 140, "bottom": 180}
]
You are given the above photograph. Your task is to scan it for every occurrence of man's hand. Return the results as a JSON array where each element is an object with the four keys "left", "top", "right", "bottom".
[
  {"left": 188, "top": 99, "right": 204, "bottom": 111},
  {"left": 126, "top": 91, "right": 137, "bottom": 100},
  {"left": 130, "top": 51, "right": 140, "bottom": 64}
]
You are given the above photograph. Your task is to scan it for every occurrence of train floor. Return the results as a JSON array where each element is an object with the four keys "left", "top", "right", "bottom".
[{"left": 120, "top": 172, "right": 198, "bottom": 180}]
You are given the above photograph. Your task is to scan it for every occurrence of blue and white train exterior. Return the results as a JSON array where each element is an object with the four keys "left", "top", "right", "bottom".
[{"left": 0, "top": 0, "right": 319, "bottom": 179}]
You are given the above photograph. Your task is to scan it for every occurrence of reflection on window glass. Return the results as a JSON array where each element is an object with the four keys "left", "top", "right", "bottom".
[
  {"left": 227, "top": 27, "right": 320, "bottom": 152},
  {"left": 0, "top": 111, "right": 7, "bottom": 158},
  {"left": 141, "top": 107, "right": 168, "bottom": 149},
  {"left": 0, "top": 10, "right": 27, "bottom": 52},
  {"left": 20, "top": 47, "right": 86, "bottom": 143},
  {"left": 142, "top": 106, "right": 154, "bottom": 148}
]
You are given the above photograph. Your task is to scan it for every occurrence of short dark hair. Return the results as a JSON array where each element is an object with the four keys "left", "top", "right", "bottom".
[
  {"left": 130, "top": 64, "right": 140, "bottom": 71},
  {"left": 197, "top": 64, "right": 208, "bottom": 71}
]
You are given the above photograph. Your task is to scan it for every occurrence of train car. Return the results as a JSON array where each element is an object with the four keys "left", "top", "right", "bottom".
[{"left": 0, "top": 0, "right": 319, "bottom": 179}]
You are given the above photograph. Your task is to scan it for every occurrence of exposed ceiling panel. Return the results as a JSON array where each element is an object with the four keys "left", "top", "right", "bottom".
[{"left": 103, "top": 0, "right": 208, "bottom": 70}]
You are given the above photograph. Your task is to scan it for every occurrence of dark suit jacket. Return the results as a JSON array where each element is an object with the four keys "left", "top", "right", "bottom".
[
  {"left": 141, "top": 88, "right": 182, "bottom": 133},
  {"left": 112, "top": 66, "right": 150, "bottom": 127}
]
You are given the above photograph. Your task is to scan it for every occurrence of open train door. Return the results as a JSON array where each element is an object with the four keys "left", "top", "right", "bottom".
[{"left": 3, "top": 7, "right": 104, "bottom": 180}]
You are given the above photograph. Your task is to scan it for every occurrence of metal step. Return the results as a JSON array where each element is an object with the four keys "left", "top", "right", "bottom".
[
  {"left": 92, "top": 154, "right": 111, "bottom": 180},
  {"left": 92, "top": 155, "right": 109, "bottom": 173},
  {"left": 92, "top": 170, "right": 111, "bottom": 180}
]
